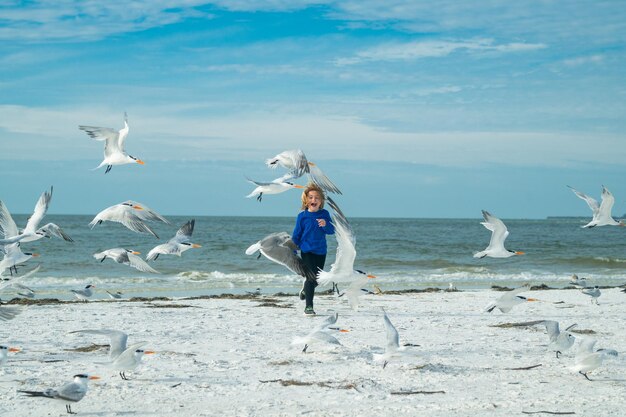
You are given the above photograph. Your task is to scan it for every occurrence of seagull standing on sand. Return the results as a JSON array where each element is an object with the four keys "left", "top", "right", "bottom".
[
  {"left": 0, "top": 345, "right": 20, "bottom": 366},
  {"left": 568, "top": 185, "right": 624, "bottom": 228},
  {"left": 89, "top": 201, "right": 169, "bottom": 238},
  {"left": 474, "top": 210, "right": 525, "bottom": 259},
  {"left": 109, "top": 342, "right": 155, "bottom": 380},
  {"left": 291, "top": 312, "right": 347, "bottom": 353},
  {"left": 265, "top": 149, "right": 342, "bottom": 194},
  {"left": 246, "top": 232, "right": 317, "bottom": 281},
  {"left": 79, "top": 113, "right": 144, "bottom": 174},
  {"left": 71, "top": 285, "right": 95, "bottom": 302},
  {"left": 146, "top": 219, "right": 201, "bottom": 261},
  {"left": 0, "top": 187, "right": 73, "bottom": 245},
  {"left": 316, "top": 197, "right": 376, "bottom": 310},
  {"left": 572, "top": 338, "right": 618, "bottom": 381},
  {"left": 18, "top": 374, "right": 100, "bottom": 414},
  {"left": 541, "top": 320, "right": 577, "bottom": 358},
  {"left": 94, "top": 248, "right": 160, "bottom": 274},
  {"left": 484, "top": 286, "right": 538, "bottom": 313},
  {"left": 581, "top": 286, "right": 601, "bottom": 304}
]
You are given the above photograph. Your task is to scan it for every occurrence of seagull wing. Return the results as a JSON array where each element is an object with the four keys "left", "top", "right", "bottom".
[
  {"left": 481, "top": 210, "right": 509, "bottom": 252},
  {"left": 69, "top": 329, "right": 128, "bottom": 360},
  {"left": 24, "top": 187, "right": 52, "bottom": 233},
  {"left": 328, "top": 218, "right": 356, "bottom": 276},
  {"left": 597, "top": 185, "right": 616, "bottom": 221},
  {"left": 307, "top": 163, "right": 342, "bottom": 194},
  {"left": 171, "top": 220, "right": 194, "bottom": 244},
  {"left": 127, "top": 252, "right": 160, "bottom": 273},
  {"left": 383, "top": 311, "right": 400, "bottom": 352},
  {"left": 256, "top": 232, "right": 316, "bottom": 280},
  {"left": 0, "top": 201, "right": 18, "bottom": 238},
  {"left": 568, "top": 186, "right": 600, "bottom": 216},
  {"left": 36, "top": 223, "right": 74, "bottom": 242}
]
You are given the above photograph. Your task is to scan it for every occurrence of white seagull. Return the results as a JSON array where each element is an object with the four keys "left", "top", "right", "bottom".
[
  {"left": 109, "top": 342, "right": 155, "bottom": 380},
  {"left": 0, "top": 264, "right": 40, "bottom": 298},
  {"left": 542, "top": 320, "right": 577, "bottom": 358},
  {"left": 71, "top": 284, "right": 95, "bottom": 302},
  {"left": 291, "top": 312, "right": 347, "bottom": 353},
  {"left": 18, "top": 374, "right": 100, "bottom": 414},
  {"left": 105, "top": 290, "right": 123, "bottom": 299},
  {"left": 94, "top": 248, "right": 160, "bottom": 274},
  {"left": 0, "top": 187, "right": 73, "bottom": 245},
  {"left": 246, "top": 232, "right": 317, "bottom": 281},
  {"left": 568, "top": 185, "right": 624, "bottom": 228},
  {"left": 317, "top": 197, "right": 376, "bottom": 310},
  {"left": 146, "top": 219, "right": 201, "bottom": 261},
  {"left": 572, "top": 338, "right": 618, "bottom": 381},
  {"left": 266, "top": 149, "right": 342, "bottom": 194},
  {"left": 0, "top": 345, "right": 20, "bottom": 366},
  {"left": 484, "top": 286, "right": 538, "bottom": 313},
  {"left": 79, "top": 112, "right": 144, "bottom": 174},
  {"left": 89, "top": 201, "right": 169, "bottom": 238},
  {"left": 581, "top": 286, "right": 601, "bottom": 304},
  {"left": 372, "top": 310, "right": 415, "bottom": 369},
  {"left": 0, "top": 244, "right": 39, "bottom": 277},
  {"left": 245, "top": 176, "right": 304, "bottom": 202},
  {"left": 474, "top": 210, "right": 525, "bottom": 258},
  {"left": 570, "top": 274, "right": 588, "bottom": 288}
]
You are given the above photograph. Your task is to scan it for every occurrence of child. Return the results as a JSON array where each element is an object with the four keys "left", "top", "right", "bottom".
[{"left": 291, "top": 183, "right": 335, "bottom": 315}]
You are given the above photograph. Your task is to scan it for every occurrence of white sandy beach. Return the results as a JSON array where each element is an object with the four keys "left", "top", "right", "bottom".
[{"left": 1, "top": 287, "right": 625, "bottom": 416}]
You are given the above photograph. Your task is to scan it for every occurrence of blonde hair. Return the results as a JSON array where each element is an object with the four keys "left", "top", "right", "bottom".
[{"left": 300, "top": 183, "right": 325, "bottom": 210}]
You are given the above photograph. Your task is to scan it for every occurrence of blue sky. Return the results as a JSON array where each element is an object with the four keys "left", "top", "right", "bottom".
[{"left": 1, "top": 1, "right": 625, "bottom": 218}]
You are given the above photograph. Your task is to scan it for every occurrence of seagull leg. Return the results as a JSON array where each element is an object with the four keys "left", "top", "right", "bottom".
[
  {"left": 120, "top": 371, "right": 128, "bottom": 380},
  {"left": 67, "top": 404, "right": 76, "bottom": 414},
  {"left": 154, "top": 254, "right": 159, "bottom": 260},
  {"left": 257, "top": 193, "right": 263, "bottom": 202},
  {"left": 332, "top": 282, "right": 340, "bottom": 295},
  {"left": 105, "top": 165, "right": 112, "bottom": 174},
  {"left": 556, "top": 351, "right": 561, "bottom": 358},
  {"left": 302, "top": 344, "right": 308, "bottom": 353},
  {"left": 383, "top": 361, "right": 388, "bottom": 369},
  {"left": 579, "top": 371, "right": 592, "bottom": 381}
]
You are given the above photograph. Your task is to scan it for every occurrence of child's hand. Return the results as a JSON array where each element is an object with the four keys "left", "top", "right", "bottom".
[{"left": 317, "top": 219, "right": 326, "bottom": 227}]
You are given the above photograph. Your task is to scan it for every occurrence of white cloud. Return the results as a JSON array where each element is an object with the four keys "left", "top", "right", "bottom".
[
  {"left": 335, "top": 39, "right": 546, "bottom": 66},
  {"left": 562, "top": 55, "right": 605, "bottom": 67},
  {"left": 0, "top": 1, "right": 214, "bottom": 41},
  {"left": 1, "top": 104, "right": 623, "bottom": 170}
]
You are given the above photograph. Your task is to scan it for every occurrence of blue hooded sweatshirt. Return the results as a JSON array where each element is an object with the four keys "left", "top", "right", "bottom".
[{"left": 291, "top": 209, "right": 335, "bottom": 255}]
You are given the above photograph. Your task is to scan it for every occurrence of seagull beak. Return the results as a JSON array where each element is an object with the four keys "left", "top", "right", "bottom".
[
  {"left": 8, "top": 347, "right": 20, "bottom": 352},
  {"left": 339, "top": 329, "right": 350, "bottom": 333},
  {"left": 293, "top": 185, "right": 305, "bottom": 189},
  {"left": 133, "top": 205, "right": 144, "bottom": 210},
  {"left": 192, "top": 244, "right": 202, "bottom": 248},
  {"left": 89, "top": 376, "right": 101, "bottom": 380},
  {"left": 144, "top": 350, "right": 156, "bottom": 355},
  {"left": 136, "top": 159, "right": 145, "bottom": 165},
  {"left": 526, "top": 298, "right": 539, "bottom": 302},
  {"left": 308, "top": 162, "right": 317, "bottom": 167},
  {"left": 31, "top": 253, "right": 40, "bottom": 257},
  {"left": 515, "top": 251, "right": 525, "bottom": 255},
  {"left": 367, "top": 274, "right": 377, "bottom": 279},
  {"left": 132, "top": 251, "right": 141, "bottom": 255}
]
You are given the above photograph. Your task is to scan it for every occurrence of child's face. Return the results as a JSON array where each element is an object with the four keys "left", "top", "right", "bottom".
[{"left": 306, "top": 191, "right": 322, "bottom": 212}]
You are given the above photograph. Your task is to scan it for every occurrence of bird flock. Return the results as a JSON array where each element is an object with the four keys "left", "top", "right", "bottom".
[{"left": 1, "top": 122, "right": 624, "bottom": 414}]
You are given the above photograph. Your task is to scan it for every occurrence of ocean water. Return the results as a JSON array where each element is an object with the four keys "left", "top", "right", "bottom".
[{"left": 3, "top": 215, "right": 626, "bottom": 300}]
